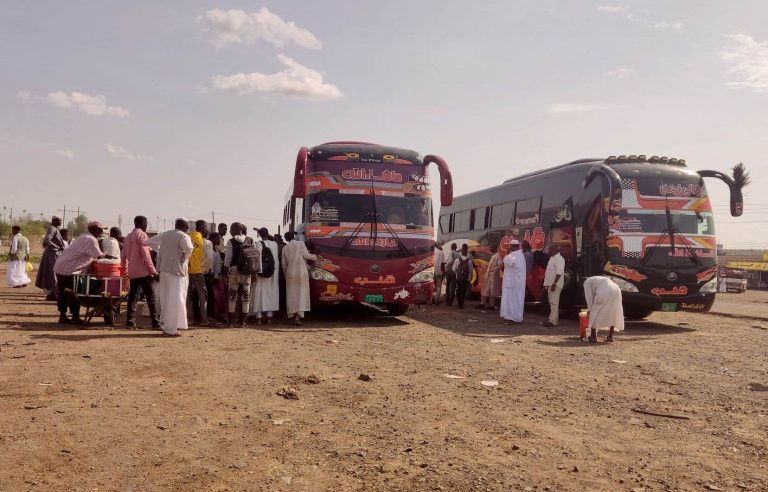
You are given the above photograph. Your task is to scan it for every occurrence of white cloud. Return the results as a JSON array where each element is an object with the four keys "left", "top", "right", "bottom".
[
  {"left": 46, "top": 91, "right": 130, "bottom": 117},
  {"left": 55, "top": 148, "right": 75, "bottom": 159},
  {"left": 547, "top": 103, "right": 604, "bottom": 113},
  {"left": 106, "top": 143, "right": 150, "bottom": 160},
  {"left": 720, "top": 33, "right": 768, "bottom": 93},
  {"left": 596, "top": 5, "right": 683, "bottom": 31},
  {"left": 210, "top": 54, "right": 342, "bottom": 101},
  {"left": 200, "top": 8, "right": 322, "bottom": 49},
  {"left": 604, "top": 67, "right": 635, "bottom": 79},
  {"left": 15, "top": 90, "right": 32, "bottom": 103}
]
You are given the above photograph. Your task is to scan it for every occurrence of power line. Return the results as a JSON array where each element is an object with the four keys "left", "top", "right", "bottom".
[{"left": 211, "top": 211, "right": 280, "bottom": 223}]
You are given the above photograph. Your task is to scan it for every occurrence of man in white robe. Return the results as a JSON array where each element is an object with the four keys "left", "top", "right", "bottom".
[
  {"left": 500, "top": 240, "right": 526, "bottom": 323},
  {"left": 583, "top": 276, "right": 624, "bottom": 343},
  {"left": 7, "top": 226, "right": 31, "bottom": 288},
  {"left": 147, "top": 219, "right": 194, "bottom": 336},
  {"left": 249, "top": 228, "right": 280, "bottom": 324},
  {"left": 281, "top": 231, "right": 317, "bottom": 325}
]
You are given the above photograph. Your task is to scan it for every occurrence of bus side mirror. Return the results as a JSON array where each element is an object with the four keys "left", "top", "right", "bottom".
[
  {"left": 424, "top": 154, "right": 453, "bottom": 207},
  {"left": 698, "top": 170, "right": 744, "bottom": 217},
  {"left": 294, "top": 147, "right": 309, "bottom": 199}
]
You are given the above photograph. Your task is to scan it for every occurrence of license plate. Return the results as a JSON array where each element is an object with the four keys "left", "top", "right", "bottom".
[
  {"left": 661, "top": 303, "right": 677, "bottom": 312},
  {"left": 365, "top": 294, "right": 384, "bottom": 303}
]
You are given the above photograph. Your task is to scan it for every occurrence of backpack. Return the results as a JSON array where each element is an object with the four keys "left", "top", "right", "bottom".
[
  {"left": 456, "top": 257, "right": 471, "bottom": 281},
  {"left": 445, "top": 251, "right": 459, "bottom": 277},
  {"left": 235, "top": 237, "right": 261, "bottom": 275},
  {"left": 257, "top": 242, "right": 275, "bottom": 278}
]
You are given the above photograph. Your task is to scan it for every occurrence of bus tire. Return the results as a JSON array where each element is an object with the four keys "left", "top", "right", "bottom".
[
  {"left": 624, "top": 305, "right": 654, "bottom": 320},
  {"left": 386, "top": 304, "right": 409, "bottom": 316}
]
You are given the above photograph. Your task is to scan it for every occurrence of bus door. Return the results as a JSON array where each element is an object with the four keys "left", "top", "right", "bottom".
[{"left": 549, "top": 198, "right": 577, "bottom": 301}]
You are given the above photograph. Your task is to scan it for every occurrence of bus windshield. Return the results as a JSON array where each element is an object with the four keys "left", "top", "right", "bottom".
[
  {"left": 306, "top": 191, "right": 432, "bottom": 227},
  {"left": 610, "top": 210, "right": 715, "bottom": 236}
]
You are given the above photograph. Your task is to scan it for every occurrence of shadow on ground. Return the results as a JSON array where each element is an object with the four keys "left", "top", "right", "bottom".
[{"left": 407, "top": 303, "right": 697, "bottom": 340}]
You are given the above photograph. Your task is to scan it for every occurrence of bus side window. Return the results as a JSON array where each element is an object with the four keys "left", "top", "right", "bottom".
[
  {"left": 491, "top": 203, "right": 515, "bottom": 228},
  {"left": 515, "top": 197, "right": 541, "bottom": 225},
  {"left": 439, "top": 214, "right": 451, "bottom": 234},
  {"left": 472, "top": 207, "right": 487, "bottom": 231},
  {"left": 296, "top": 197, "right": 305, "bottom": 224},
  {"left": 454, "top": 211, "right": 471, "bottom": 232}
]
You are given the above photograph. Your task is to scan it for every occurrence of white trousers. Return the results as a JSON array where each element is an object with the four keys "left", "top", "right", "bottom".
[
  {"left": 158, "top": 272, "right": 188, "bottom": 335},
  {"left": 547, "top": 284, "right": 563, "bottom": 325}
]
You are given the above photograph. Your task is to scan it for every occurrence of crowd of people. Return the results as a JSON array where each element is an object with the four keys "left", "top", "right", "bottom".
[
  {"left": 8, "top": 215, "right": 623, "bottom": 342},
  {"left": 431, "top": 239, "right": 623, "bottom": 342},
  {"left": 26, "top": 215, "right": 318, "bottom": 337}
]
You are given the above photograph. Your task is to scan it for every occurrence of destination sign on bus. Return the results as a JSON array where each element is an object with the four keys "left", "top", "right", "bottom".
[{"left": 341, "top": 168, "right": 403, "bottom": 183}]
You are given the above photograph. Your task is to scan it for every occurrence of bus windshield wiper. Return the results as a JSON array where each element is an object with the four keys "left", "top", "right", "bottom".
[
  {"left": 338, "top": 211, "right": 375, "bottom": 256},
  {"left": 664, "top": 196, "right": 701, "bottom": 265},
  {"left": 665, "top": 202, "right": 676, "bottom": 254},
  {"left": 376, "top": 213, "right": 411, "bottom": 257},
  {"left": 641, "top": 227, "right": 669, "bottom": 266}
]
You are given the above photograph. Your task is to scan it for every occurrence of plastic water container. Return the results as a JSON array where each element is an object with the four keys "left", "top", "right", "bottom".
[
  {"left": 91, "top": 259, "right": 121, "bottom": 277},
  {"left": 579, "top": 309, "right": 589, "bottom": 339}
]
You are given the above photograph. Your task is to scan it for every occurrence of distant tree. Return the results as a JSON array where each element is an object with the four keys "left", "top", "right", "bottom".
[{"left": 66, "top": 214, "right": 89, "bottom": 236}]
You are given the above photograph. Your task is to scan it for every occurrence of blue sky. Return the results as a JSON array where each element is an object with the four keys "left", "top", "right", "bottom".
[{"left": 1, "top": 1, "right": 766, "bottom": 247}]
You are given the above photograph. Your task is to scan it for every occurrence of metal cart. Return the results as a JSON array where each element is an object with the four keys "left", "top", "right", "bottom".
[{"left": 72, "top": 273, "right": 130, "bottom": 326}]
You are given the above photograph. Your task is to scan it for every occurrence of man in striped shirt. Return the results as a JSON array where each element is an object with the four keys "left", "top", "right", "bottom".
[{"left": 53, "top": 221, "right": 105, "bottom": 324}]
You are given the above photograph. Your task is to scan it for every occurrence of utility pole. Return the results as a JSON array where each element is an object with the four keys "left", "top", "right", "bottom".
[
  {"left": 118, "top": 214, "right": 122, "bottom": 229},
  {"left": 156, "top": 216, "right": 160, "bottom": 232},
  {"left": 58, "top": 205, "right": 67, "bottom": 224}
]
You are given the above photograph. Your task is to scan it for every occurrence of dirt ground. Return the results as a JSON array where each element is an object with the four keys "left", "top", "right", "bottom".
[{"left": 1, "top": 268, "right": 767, "bottom": 491}]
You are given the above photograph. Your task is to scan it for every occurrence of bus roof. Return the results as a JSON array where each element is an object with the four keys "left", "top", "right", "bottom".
[
  {"left": 309, "top": 142, "right": 423, "bottom": 166},
  {"left": 502, "top": 155, "right": 689, "bottom": 184}
]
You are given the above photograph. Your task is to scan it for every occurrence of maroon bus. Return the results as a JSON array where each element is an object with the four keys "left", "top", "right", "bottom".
[{"left": 283, "top": 142, "right": 452, "bottom": 315}]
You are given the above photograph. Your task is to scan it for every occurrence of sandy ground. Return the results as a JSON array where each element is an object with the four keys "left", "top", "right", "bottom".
[
  {"left": 710, "top": 290, "right": 768, "bottom": 321},
  {"left": 1, "top": 268, "right": 767, "bottom": 491}
]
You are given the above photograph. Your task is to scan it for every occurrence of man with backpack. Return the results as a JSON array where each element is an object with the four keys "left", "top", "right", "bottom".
[
  {"left": 223, "top": 222, "right": 256, "bottom": 327},
  {"left": 444, "top": 243, "right": 461, "bottom": 306},
  {"left": 248, "top": 227, "right": 279, "bottom": 324},
  {"left": 451, "top": 243, "right": 474, "bottom": 309}
]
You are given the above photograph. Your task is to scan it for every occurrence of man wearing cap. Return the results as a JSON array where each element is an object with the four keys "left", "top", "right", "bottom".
[
  {"left": 53, "top": 221, "right": 105, "bottom": 324},
  {"left": 147, "top": 218, "right": 194, "bottom": 336},
  {"left": 500, "top": 239, "right": 526, "bottom": 324},
  {"left": 36, "top": 215, "right": 65, "bottom": 300}
]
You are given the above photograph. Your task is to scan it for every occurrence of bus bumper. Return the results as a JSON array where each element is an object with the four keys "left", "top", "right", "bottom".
[
  {"left": 312, "top": 281, "right": 434, "bottom": 305},
  {"left": 621, "top": 292, "right": 716, "bottom": 312}
]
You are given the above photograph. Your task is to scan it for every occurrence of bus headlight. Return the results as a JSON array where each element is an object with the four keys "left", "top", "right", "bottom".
[
  {"left": 608, "top": 276, "right": 639, "bottom": 292},
  {"left": 308, "top": 266, "right": 338, "bottom": 282},
  {"left": 408, "top": 269, "right": 434, "bottom": 283},
  {"left": 700, "top": 278, "right": 718, "bottom": 293}
]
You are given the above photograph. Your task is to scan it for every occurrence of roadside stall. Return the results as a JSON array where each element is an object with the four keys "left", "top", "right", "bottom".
[{"left": 73, "top": 259, "right": 129, "bottom": 326}]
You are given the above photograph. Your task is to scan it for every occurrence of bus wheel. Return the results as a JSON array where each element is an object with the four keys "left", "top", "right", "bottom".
[
  {"left": 624, "top": 305, "right": 654, "bottom": 320},
  {"left": 386, "top": 304, "right": 409, "bottom": 316}
]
